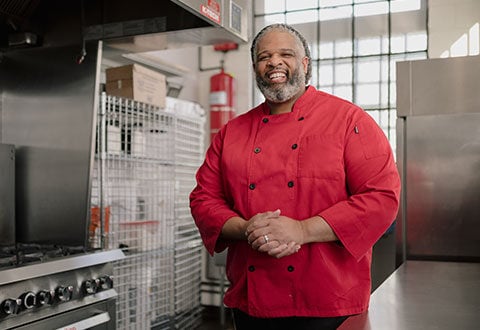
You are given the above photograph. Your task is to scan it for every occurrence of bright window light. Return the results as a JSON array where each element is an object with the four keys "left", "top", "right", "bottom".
[
  {"left": 334, "top": 86, "right": 353, "bottom": 101},
  {"left": 335, "top": 63, "right": 352, "bottom": 84},
  {"left": 390, "top": 83, "right": 397, "bottom": 104},
  {"left": 441, "top": 23, "right": 479, "bottom": 58},
  {"left": 469, "top": 23, "right": 480, "bottom": 56},
  {"left": 262, "top": 0, "right": 422, "bottom": 22},
  {"left": 391, "top": 35, "right": 406, "bottom": 53},
  {"left": 320, "top": 0, "right": 352, "bottom": 7},
  {"left": 357, "top": 62, "right": 380, "bottom": 83},
  {"left": 440, "top": 50, "right": 450, "bottom": 58},
  {"left": 356, "top": 84, "right": 380, "bottom": 107},
  {"left": 322, "top": 86, "right": 334, "bottom": 94},
  {"left": 391, "top": 0, "right": 421, "bottom": 13},
  {"left": 406, "top": 33, "right": 427, "bottom": 51},
  {"left": 287, "top": 10, "right": 317, "bottom": 25},
  {"left": 335, "top": 40, "right": 353, "bottom": 57},
  {"left": 320, "top": 42, "right": 334, "bottom": 59},
  {"left": 367, "top": 110, "right": 380, "bottom": 123},
  {"left": 320, "top": 6, "right": 352, "bottom": 21},
  {"left": 357, "top": 37, "right": 382, "bottom": 55},
  {"left": 286, "top": 0, "right": 317, "bottom": 11},
  {"left": 354, "top": 2, "right": 389, "bottom": 17},
  {"left": 319, "top": 65, "right": 334, "bottom": 85},
  {"left": 450, "top": 34, "right": 469, "bottom": 57}
]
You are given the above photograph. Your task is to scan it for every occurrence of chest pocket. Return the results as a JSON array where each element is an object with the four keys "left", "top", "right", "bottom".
[
  {"left": 357, "top": 118, "right": 389, "bottom": 160},
  {"left": 298, "top": 134, "right": 344, "bottom": 180}
]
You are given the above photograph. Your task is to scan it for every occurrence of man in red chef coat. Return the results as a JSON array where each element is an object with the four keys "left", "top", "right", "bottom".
[{"left": 190, "top": 23, "right": 401, "bottom": 330}]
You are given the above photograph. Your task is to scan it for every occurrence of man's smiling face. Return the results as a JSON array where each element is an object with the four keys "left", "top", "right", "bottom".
[{"left": 253, "top": 29, "right": 308, "bottom": 104}]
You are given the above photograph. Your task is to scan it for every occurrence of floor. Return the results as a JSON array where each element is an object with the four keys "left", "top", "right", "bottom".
[{"left": 197, "top": 306, "right": 234, "bottom": 330}]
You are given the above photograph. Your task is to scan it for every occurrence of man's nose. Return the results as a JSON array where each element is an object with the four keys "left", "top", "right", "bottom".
[{"left": 267, "top": 54, "right": 283, "bottom": 67}]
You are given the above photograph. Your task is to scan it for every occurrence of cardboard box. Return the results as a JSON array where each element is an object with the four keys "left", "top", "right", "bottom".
[{"left": 106, "top": 64, "right": 166, "bottom": 108}]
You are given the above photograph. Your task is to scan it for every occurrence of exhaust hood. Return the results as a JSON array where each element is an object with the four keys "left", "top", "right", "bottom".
[
  {"left": 171, "top": 0, "right": 249, "bottom": 41},
  {"left": 0, "top": 0, "right": 251, "bottom": 52},
  {"left": 83, "top": 0, "right": 251, "bottom": 53}
]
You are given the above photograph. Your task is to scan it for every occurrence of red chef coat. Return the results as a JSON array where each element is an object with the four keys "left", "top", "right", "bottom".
[{"left": 190, "top": 86, "right": 401, "bottom": 318}]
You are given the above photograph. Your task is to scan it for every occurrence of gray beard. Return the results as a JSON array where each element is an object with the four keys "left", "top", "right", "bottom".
[{"left": 256, "top": 68, "right": 305, "bottom": 103}]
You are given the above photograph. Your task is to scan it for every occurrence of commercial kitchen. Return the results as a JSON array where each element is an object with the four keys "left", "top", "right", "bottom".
[{"left": 0, "top": 0, "right": 479, "bottom": 329}]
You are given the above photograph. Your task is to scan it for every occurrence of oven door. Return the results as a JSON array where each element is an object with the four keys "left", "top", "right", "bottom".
[{"left": 13, "top": 299, "right": 116, "bottom": 330}]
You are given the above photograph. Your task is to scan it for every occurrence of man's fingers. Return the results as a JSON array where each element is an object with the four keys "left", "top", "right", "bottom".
[{"left": 268, "top": 242, "right": 300, "bottom": 258}]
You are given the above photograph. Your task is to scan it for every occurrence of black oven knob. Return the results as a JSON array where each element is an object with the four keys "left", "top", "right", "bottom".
[
  {"left": 20, "top": 292, "right": 37, "bottom": 310},
  {"left": 37, "top": 290, "right": 55, "bottom": 305},
  {"left": 56, "top": 286, "right": 74, "bottom": 302},
  {"left": 98, "top": 275, "right": 114, "bottom": 290},
  {"left": 1, "top": 298, "right": 21, "bottom": 315},
  {"left": 83, "top": 279, "right": 100, "bottom": 294}
]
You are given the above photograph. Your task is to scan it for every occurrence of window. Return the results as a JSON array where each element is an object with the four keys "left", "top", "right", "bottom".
[{"left": 253, "top": 0, "right": 428, "bottom": 149}]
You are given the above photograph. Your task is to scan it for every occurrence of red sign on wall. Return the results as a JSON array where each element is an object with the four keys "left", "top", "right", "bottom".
[
  {"left": 200, "top": 0, "right": 221, "bottom": 24},
  {"left": 208, "top": 0, "right": 220, "bottom": 13}
]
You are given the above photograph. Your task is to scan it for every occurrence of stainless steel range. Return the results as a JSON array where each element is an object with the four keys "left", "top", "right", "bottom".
[
  {"left": 0, "top": 249, "right": 124, "bottom": 330},
  {"left": 0, "top": 35, "right": 121, "bottom": 329}
]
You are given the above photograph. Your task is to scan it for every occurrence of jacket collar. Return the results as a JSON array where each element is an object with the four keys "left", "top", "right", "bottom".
[{"left": 259, "top": 85, "right": 317, "bottom": 120}]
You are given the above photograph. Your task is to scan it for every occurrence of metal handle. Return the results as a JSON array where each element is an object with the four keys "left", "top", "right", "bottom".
[{"left": 55, "top": 312, "right": 111, "bottom": 330}]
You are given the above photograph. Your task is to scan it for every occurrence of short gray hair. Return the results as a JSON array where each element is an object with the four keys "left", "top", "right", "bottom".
[{"left": 250, "top": 23, "right": 312, "bottom": 84}]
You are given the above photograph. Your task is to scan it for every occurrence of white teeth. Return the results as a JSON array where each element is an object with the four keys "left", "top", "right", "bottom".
[{"left": 269, "top": 72, "right": 286, "bottom": 79}]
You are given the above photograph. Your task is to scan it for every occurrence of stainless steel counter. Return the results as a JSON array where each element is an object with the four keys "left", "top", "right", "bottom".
[{"left": 339, "top": 261, "right": 480, "bottom": 330}]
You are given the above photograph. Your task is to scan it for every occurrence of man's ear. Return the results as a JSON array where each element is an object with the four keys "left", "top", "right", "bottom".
[{"left": 302, "top": 56, "right": 309, "bottom": 73}]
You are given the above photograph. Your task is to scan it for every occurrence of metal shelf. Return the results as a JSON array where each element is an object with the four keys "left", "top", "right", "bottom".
[{"left": 91, "top": 93, "right": 205, "bottom": 329}]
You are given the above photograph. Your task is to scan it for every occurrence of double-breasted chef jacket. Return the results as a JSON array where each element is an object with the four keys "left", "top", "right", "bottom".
[{"left": 190, "top": 85, "right": 401, "bottom": 318}]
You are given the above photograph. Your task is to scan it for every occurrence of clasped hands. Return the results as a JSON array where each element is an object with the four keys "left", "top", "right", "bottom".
[{"left": 244, "top": 209, "right": 303, "bottom": 259}]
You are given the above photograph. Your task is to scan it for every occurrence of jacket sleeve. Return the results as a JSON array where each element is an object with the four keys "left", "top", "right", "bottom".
[
  {"left": 190, "top": 125, "right": 239, "bottom": 255},
  {"left": 319, "top": 110, "right": 401, "bottom": 261}
]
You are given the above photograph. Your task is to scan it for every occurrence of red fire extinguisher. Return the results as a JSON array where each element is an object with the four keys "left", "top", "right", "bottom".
[
  {"left": 209, "top": 42, "right": 238, "bottom": 142},
  {"left": 209, "top": 69, "right": 235, "bottom": 141}
]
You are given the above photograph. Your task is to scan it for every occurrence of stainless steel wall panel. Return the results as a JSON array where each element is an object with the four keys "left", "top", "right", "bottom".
[
  {"left": 397, "top": 55, "right": 480, "bottom": 117},
  {"left": 397, "top": 56, "right": 480, "bottom": 261},
  {"left": 395, "top": 118, "right": 406, "bottom": 266},
  {"left": 0, "top": 42, "right": 102, "bottom": 246},
  {"left": 395, "top": 61, "right": 412, "bottom": 117},
  {"left": 404, "top": 113, "right": 480, "bottom": 259}
]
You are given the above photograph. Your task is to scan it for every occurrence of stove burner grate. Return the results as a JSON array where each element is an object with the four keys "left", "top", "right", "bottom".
[{"left": 7, "top": 244, "right": 89, "bottom": 266}]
